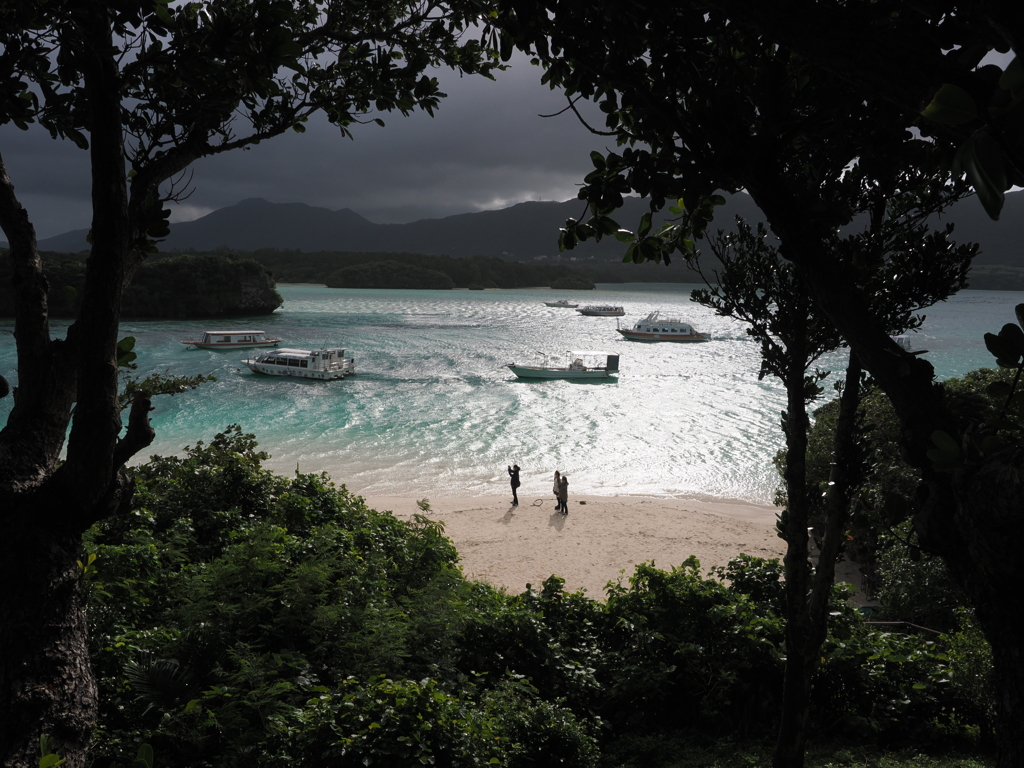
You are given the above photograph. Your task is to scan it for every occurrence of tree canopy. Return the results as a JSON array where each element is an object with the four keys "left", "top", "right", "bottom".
[
  {"left": 0, "top": 1, "right": 499, "bottom": 765},
  {"left": 493, "top": 1, "right": 1021, "bottom": 765}
]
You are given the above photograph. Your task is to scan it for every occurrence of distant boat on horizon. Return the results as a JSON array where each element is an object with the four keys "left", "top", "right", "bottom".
[{"left": 545, "top": 299, "right": 579, "bottom": 308}]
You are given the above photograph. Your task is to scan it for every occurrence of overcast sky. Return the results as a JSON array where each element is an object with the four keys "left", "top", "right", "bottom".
[{"left": 0, "top": 52, "right": 614, "bottom": 241}]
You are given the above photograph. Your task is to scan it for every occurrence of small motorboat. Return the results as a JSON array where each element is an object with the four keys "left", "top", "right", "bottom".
[
  {"left": 507, "top": 351, "right": 619, "bottom": 379},
  {"left": 545, "top": 299, "right": 579, "bottom": 308},
  {"left": 576, "top": 305, "right": 625, "bottom": 317},
  {"left": 182, "top": 330, "right": 281, "bottom": 349},
  {"left": 244, "top": 347, "right": 355, "bottom": 380},
  {"left": 616, "top": 312, "right": 710, "bottom": 342}
]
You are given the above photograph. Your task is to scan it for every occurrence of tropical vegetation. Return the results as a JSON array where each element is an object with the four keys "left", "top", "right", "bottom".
[{"left": 77, "top": 426, "right": 994, "bottom": 768}]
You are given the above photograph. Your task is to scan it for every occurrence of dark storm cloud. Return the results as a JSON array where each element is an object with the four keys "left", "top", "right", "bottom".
[{"left": 1, "top": 52, "right": 611, "bottom": 240}]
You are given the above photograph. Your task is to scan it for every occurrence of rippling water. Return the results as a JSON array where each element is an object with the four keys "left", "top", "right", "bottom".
[{"left": 0, "top": 284, "right": 1016, "bottom": 503}]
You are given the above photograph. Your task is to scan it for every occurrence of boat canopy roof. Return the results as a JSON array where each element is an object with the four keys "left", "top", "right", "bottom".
[
  {"left": 569, "top": 350, "right": 616, "bottom": 356},
  {"left": 261, "top": 347, "right": 345, "bottom": 357},
  {"left": 205, "top": 330, "right": 267, "bottom": 335},
  {"left": 640, "top": 311, "right": 684, "bottom": 321}
]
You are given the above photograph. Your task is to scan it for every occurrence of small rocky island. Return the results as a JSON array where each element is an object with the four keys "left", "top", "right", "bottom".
[{"left": 0, "top": 252, "right": 282, "bottom": 318}]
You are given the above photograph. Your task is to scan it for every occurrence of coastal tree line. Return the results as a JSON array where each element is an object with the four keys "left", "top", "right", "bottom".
[
  {"left": 184, "top": 247, "right": 693, "bottom": 289},
  {"left": 240, "top": 248, "right": 599, "bottom": 289}
]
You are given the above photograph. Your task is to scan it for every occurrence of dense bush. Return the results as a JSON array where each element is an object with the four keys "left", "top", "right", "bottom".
[
  {"left": 801, "top": 368, "right": 1017, "bottom": 632},
  {"left": 81, "top": 427, "right": 993, "bottom": 767},
  {"left": 84, "top": 427, "right": 597, "bottom": 767}
]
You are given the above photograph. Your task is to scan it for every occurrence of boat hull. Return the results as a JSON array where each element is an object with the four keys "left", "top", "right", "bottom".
[
  {"left": 617, "top": 330, "right": 709, "bottom": 343},
  {"left": 507, "top": 364, "right": 615, "bottom": 379},
  {"left": 248, "top": 364, "right": 350, "bottom": 380},
  {"left": 186, "top": 340, "right": 280, "bottom": 349}
]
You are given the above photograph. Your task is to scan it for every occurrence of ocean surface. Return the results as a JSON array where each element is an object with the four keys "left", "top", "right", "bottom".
[{"left": 0, "top": 284, "right": 1017, "bottom": 504}]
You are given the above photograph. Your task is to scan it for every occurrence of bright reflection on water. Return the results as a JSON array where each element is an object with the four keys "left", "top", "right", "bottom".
[{"left": 0, "top": 284, "right": 1011, "bottom": 503}]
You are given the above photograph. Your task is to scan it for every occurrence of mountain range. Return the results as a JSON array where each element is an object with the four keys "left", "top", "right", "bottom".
[{"left": 26, "top": 191, "right": 1024, "bottom": 266}]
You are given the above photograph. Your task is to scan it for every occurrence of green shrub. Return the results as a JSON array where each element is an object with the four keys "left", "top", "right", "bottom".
[{"left": 599, "top": 557, "right": 784, "bottom": 738}]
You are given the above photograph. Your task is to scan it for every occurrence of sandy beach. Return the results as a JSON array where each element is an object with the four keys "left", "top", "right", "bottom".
[{"left": 362, "top": 493, "right": 788, "bottom": 599}]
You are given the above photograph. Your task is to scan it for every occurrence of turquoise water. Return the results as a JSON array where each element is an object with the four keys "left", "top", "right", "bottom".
[{"left": 0, "top": 284, "right": 1016, "bottom": 503}]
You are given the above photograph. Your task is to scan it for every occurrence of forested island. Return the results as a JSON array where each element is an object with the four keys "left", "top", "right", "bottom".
[
  {"left": 162, "top": 247, "right": 708, "bottom": 289},
  {"left": 0, "top": 252, "right": 282, "bottom": 318},
  {"left": 237, "top": 248, "right": 609, "bottom": 289}
]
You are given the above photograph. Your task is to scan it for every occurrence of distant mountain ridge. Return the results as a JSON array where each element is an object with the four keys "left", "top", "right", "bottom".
[{"left": 27, "top": 191, "right": 1024, "bottom": 267}]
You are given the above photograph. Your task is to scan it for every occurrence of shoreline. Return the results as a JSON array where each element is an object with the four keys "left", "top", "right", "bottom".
[{"left": 362, "top": 493, "right": 787, "bottom": 599}]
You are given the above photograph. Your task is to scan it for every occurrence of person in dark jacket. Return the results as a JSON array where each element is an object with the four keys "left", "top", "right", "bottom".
[
  {"left": 558, "top": 474, "right": 569, "bottom": 515},
  {"left": 508, "top": 464, "right": 521, "bottom": 506}
]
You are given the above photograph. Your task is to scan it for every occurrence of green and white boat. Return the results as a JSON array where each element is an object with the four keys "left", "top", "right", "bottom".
[{"left": 507, "top": 351, "right": 619, "bottom": 380}]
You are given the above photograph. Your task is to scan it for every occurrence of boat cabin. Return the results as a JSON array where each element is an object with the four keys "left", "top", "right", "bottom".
[{"left": 246, "top": 347, "right": 355, "bottom": 380}]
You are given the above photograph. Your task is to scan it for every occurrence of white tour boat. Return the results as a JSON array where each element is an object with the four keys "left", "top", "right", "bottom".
[
  {"left": 544, "top": 299, "right": 580, "bottom": 308},
  {"left": 182, "top": 330, "right": 281, "bottom": 349},
  {"left": 244, "top": 347, "right": 355, "bottom": 380},
  {"left": 576, "top": 305, "right": 625, "bottom": 317},
  {"left": 616, "top": 312, "right": 710, "bottom": 343},
  {"left": 507, "top": 351, "right": 620, "bottom": 380}
]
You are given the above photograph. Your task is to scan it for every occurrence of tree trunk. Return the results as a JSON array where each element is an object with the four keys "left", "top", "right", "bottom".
[
  {"left": 774, "top": 315, "right": 814, "bottom": 768},
  {"left": 774, "top": 325, "right": 863, "bottom": 768},
  {"left": 941, "top": 454, "right": 1024, "bottom": 768},
  {"left": 0, "top": 6, "right": 151, "bottom": 765},
  {"left": 808, "top": 354, "right": 861, "bottom": 621},
  {"left": 771, "top": 218, "right": 1024, "bottom": 768},
  {"left": 0, "top": 514, "right": 97, "bottom": 768}
]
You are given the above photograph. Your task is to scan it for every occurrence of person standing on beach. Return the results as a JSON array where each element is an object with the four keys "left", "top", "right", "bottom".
[
  {"left": 553, "top": 471, "right": 561, "bottom": 510},
  {"left": 558, "top": 474, "right": 569, "bottom": 515},
  {"left": 508, "top": 464, "right": 521, "bottom": 506}
]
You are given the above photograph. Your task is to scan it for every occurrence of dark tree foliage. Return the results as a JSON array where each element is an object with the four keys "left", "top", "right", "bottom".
[
  {"left": 691, "top": 0, "right": 1024, "bottom": 220},
  {"left": 494, "top": 1, "right": 1024, "bottom": 764}
]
